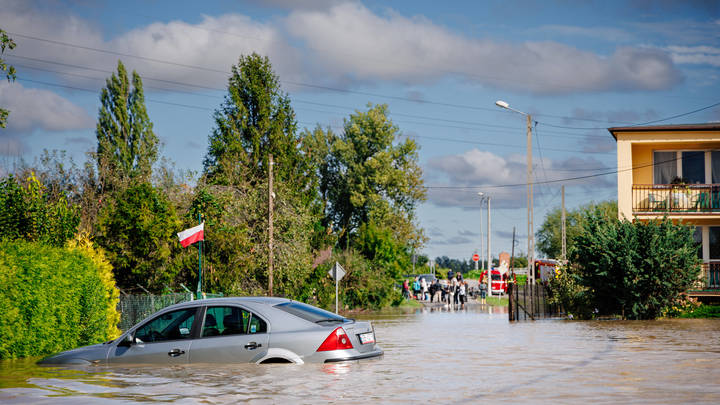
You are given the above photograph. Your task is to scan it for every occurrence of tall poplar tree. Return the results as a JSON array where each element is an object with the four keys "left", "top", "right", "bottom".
[
  {"left": 95, "top": 60, "right": 157, "bottom": 189},
  {"left": 204, "top": 53, "right": 302, "bottom": 187},
  {"left": 199, "top": 54, "right": 315, "bottom": 297}
]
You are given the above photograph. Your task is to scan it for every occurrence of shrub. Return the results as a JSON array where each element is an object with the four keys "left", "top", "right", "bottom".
[
  {"left": 67, "top": 233, "right": 121, "bottom": 339},
  {"left": 570, "top": 213, "right": 701, "bottom": 320},
  {"left": 0, "top": 240, "right": 117, "bottom": 359}
]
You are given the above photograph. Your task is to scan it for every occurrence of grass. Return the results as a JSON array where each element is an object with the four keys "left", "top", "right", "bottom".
[
  {"left": 395, "top": 299, "right": 423, "bottom": 309},
  {"left": 485, "top": 296, "right": 509, "bottom": 307},
  {"left": 677, "top": 304, "right": 720, "bottom": 318}
]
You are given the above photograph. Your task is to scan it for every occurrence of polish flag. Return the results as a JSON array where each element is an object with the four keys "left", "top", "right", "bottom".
[{"left": 177, "top": 223, "right": 204, "bottom": 248}]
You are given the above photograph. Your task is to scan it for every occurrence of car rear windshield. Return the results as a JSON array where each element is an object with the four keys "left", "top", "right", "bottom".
[{"left": 274, "top": 301, "right": 347, "bottom": 324}]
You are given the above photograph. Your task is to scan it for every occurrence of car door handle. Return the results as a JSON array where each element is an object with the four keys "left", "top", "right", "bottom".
[
  {"left": 168, "top": 349, "right": 186, "bottom": 357},
  {"left": 244, "top": 342, "right": 262, "bottom": 350}
]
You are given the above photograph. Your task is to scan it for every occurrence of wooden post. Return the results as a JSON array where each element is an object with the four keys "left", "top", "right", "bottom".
[{"left": 268, "top": 154, "right": 274, "bottom": 296}]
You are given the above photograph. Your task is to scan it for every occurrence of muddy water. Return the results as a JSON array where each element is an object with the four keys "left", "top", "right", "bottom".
[{"left": 1, "top": 305, "right": 719, "bottom": 404}]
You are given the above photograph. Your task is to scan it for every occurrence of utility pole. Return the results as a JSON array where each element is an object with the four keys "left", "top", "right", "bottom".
[
  {"left": 268, "top": 154, "right": 274, "bottom": 296},
  {"left": 480, "top": 196, "right": 484, "bottom": 272},
  {"left": 487, "top": 195, "right": 492, "bottom": 296},
  {"left": 526, "top": 113, "right": 534, "bottom": 285},
  {"left": 561, "top": 185, "right": 566, "bottom": 262}
]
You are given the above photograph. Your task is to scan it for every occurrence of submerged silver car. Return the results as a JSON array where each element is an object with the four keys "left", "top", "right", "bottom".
[{"left": 39, "top": 297, "right": 382, "bottom": 365}]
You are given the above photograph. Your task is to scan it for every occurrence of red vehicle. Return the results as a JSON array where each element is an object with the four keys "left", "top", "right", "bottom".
[{"left": 479, "top": 269, "right": 507, "bottom": 295}]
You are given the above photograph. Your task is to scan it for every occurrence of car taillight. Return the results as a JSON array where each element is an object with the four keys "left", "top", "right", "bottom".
[{"left": 317, "top": 327, "right": 354, "bottom": 351}]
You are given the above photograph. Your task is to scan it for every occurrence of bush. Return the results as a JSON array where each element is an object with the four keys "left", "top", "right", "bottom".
[
  {"left": 0, "top": 240, "right": 118, "bottom": 359},
  {"left": 571, "top": 213, "right": 701, "bottom": 320}
]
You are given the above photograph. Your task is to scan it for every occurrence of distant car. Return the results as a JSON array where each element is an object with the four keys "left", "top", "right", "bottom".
[
  {"left": 39, "top": 297, "right": 382, "bottom": 365},
  {"left": 417, "top": 274, "right": 437, "bottom": 284}
]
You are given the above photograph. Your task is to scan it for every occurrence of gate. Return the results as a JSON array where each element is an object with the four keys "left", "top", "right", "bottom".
[{"left": 508, "top": 282, "right": 563, "bottom": 321}]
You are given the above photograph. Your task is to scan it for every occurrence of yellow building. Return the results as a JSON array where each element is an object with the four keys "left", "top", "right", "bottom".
[{"left": 609, "top": 123, "right": 720, "bottom": 293}]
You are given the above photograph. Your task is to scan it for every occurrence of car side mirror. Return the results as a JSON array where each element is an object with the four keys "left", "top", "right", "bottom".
[{"left": 118, "top": 334, "right": 136, "bottom": 347}]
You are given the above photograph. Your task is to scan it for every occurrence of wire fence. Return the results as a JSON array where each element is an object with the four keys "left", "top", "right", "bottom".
[
  {"left": 117, "top": 292, "right": 223, "bottom": 332},
  {"left": 508, "top": 282, "right": 564, "bottom": 321}
]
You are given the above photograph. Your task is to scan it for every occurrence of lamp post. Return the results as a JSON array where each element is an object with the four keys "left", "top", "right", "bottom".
[
  {"left": 478, "top": 192, "right": 491, "bottom": 296},
  {"left": 478, "top": 192, "right": 485, "bottom": 273},
  {"left": 495, "top": 100, "right": 534, "bottom": 285}
]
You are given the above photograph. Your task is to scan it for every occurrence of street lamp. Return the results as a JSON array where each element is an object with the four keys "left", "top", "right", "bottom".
[
  {"left": 495, "top": 100, "right": 534, "bottom": 285},
  {"left": 478, "top": 192, "right": 491, "bottom": 296},
  {"left": 478, "top": 192, "right": 485, "bottom": 273}
]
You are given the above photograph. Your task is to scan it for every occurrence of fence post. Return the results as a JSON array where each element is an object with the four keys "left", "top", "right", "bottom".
[{"left": 508, "top": 283, "right": 515, "bottom": 321}]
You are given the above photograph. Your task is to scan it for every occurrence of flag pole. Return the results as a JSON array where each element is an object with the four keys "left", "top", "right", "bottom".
[{"left": 197, "top": 213, "right": 202, "bottom": 299}]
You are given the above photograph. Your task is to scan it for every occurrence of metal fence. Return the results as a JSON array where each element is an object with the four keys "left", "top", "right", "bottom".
[
  {"left": 698, "top": 262, "right": 720, "bottom": 290},
  {"left": 508, "top": 282, "right": 563, "bottom": 321},
  {"left": 117, "top": 292, "right": 224, "bottom": 332},
  {"left": 632, "top": 184, "right": 720, "bottom": 213}
]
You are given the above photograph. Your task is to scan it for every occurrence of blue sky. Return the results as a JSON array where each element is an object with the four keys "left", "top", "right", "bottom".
[{"left": 1, "top": 0, "right": 719, "bottom": 262}]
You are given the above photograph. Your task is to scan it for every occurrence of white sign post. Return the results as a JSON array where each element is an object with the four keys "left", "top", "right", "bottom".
[{"left": 328, "top": 262, "right": 346, "bottom": 314}]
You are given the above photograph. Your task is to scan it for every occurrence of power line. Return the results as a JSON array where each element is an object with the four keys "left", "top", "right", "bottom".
[
  {"left": 424, "top": 154, "right": 679, "bottom": 191},
  {"left": 12, "top": 31, "right": 712, "bottom": 130},
  {"left": 13, "top": 75, "right": 615, "bottom": 156}
]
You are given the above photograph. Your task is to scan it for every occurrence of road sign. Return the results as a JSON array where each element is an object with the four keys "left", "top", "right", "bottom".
[
  {"left": 329, "top": 262, "right": 346, "bottom": 281},
  {"left": 472, "top": 253, "right": 480, "bottom": 262}
]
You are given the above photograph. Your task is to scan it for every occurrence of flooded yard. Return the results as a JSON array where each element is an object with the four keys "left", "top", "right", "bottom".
[{"left": 1, "top": 305, "right": 719, "bottom": 403}]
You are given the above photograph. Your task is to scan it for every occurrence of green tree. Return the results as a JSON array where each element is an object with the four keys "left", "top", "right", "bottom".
[
  {"left": 570, "top": 212, "right": 701, "bottom": 320},
  {"left": 1, "top": 29, "right": 17, "bottom": 128},
  {"left": 537, "top": 200, "right": 617, "bottom": 259},
  {"left": 95, "top": 60, "right": 158, "bottom": 189},
  {"left": 0, "top": 173, "right": 79, "bottom": 247},
  {"left": 324, "top": 104, "right": 426, "bottom": 248},
  {"left": 96, "top": 182, "right": 181, "bottom": 292},
  {"left": 204, "top": 53, "right": 303, "bottom": 188},
  {"left": 199, "top": 54, "right": 315, "bottom": 297}
]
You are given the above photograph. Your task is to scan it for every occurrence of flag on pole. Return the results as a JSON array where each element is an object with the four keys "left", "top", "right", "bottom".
[{"left": 177, "top": 222, "right": 204, "bottom": 248}]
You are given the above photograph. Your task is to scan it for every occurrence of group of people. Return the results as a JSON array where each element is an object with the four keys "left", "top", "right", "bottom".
[{"left": 403, "top": 272, "right": 472, "bottom": 309}]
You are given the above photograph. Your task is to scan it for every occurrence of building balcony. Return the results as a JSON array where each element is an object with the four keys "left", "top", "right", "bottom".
[
  {"left": 632, "top": 184, "right": 720, "bottom": 215},
  {"left": 693, "top": 261, "right": 720, "bottom": 291}
]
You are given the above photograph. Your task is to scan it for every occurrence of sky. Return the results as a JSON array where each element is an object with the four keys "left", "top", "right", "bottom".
[{"left": 1, "top": 0, "right": 720, "bottom": 263}]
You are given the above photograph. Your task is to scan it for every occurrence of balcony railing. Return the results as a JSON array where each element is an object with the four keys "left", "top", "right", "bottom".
[
  {"left": 695, "top": 262, "right": 720, "bottom": 290},
  {"left": 632, "top": 184, "right": 720, "bottom": 214}
]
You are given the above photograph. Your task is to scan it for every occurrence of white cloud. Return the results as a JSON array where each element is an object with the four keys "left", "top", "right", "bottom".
[
  {"left": 3, "top": 2, "right": 685, "bottom": 96},
  {"left": 0, "top": 81, "right": 94, "bottom": 135},
  {"left": 3, "top": 4, "right": 304, "bottom": 90},
  {"left": 666, "top": 45, "right": 720, "bottom": 67},
  {"left": 285, "top": 3, "right": 684, "bottom": 94}
]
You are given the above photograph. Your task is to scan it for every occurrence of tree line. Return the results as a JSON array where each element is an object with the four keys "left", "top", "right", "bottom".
[{"left": 0, "top": 52, "right": 426, "bottom": 310}]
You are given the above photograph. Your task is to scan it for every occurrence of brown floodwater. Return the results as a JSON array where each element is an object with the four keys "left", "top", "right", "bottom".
[{"left": 1, "top": 304, "right": 719, "bottom": 404}]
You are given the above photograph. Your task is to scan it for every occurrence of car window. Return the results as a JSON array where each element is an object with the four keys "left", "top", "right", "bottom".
[
  {"left": 274, "top": 301, "right": 347, "bottom": 324},
  {"left": 202, "top": 306, "right": 267, "bottom": 337},
  {"left": 135, "top": 308, "right": 196, "bottom": 343}
]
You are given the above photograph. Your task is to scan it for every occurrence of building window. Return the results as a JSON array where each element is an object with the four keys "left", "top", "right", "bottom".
[
  {"left": 712, "top": 151, "right": 720, "bottom": 184},
  {"left": 694, "top": 226, "right": 703, "bottom": 259},
  {"left": 654, "top": 151, "right": 677, "bottom": 184},
  {"left": 709, "top": 227, "right": 720, "bottom": 260},
  {"left": 682, "top": 151, "right": 705, "bottom": 184}
]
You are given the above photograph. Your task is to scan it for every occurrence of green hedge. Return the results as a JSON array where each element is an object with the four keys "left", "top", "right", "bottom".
[{"left": 0, "top": 240, "right": 115, "bottom": 359}]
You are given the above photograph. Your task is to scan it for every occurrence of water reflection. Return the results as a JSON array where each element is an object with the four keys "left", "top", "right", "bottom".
[{"left": 1, "top": 306, "right": 719, "bottom": 404}]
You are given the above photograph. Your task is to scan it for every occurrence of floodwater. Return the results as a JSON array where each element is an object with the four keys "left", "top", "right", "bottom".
[{"left": 1, "top": 304, "right": 719, "bottom": 404}]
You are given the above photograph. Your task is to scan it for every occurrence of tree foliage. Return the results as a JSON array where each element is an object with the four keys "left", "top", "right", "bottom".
[
  {"left": 96, "top": 60, "right": 158, "bottom": 189},
  {"left": 96, "top": 182, "right": 181, "bottom": 292},
  {"left": 570, "top": 212, "right": 701, "bottom": 320},
  {"left": 199, "top": 53, "right": 315, "bottom": 298},
  {"left": 204, "top": 53, "right": 303, "bottom": 188},
  {"left": 321, "top": 104, "right": 426, "bottom": 247},
  {"left": 0, "top": 173, "right": 79, "bottom": 247},
  {"left": 0, "top": 28, "right": 16, "bottom": 128},
  {"left": 537, "top": 200, "right": 617, "bottom": 259}
]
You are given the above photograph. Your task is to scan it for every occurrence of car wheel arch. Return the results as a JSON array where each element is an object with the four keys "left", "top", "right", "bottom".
[{"left": 256, "top": 348, "right": 304, "bottom": 365}]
